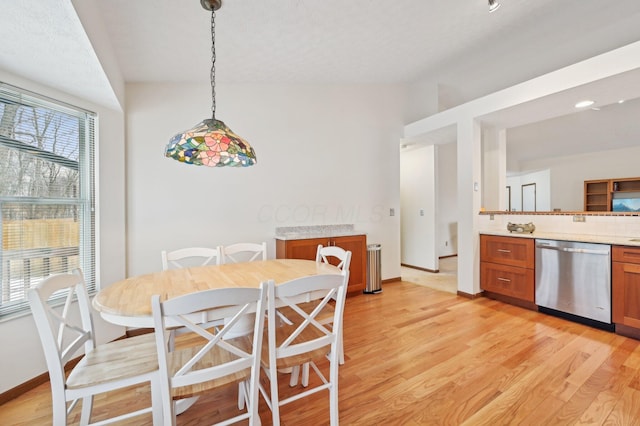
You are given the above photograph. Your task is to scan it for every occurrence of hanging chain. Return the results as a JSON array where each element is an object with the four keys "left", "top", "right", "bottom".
[{"left": 210, "top": 9, "right": 216, "bottom": 120}]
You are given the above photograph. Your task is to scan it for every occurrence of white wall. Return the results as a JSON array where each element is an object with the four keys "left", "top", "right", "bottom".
[
  {"left": 400, "top": 145, "right": 437, "bottom": 270},
  {"left": 125, "top": 82, "right": 403, "bottom": 280},
  {"left": 0, "top": 71, "right": 126, "bottom": 394},
  {"left": 482, "top": 127, "right": 507, "bottom": 211},
  {"left": 519, "top": 145, "right": 640, "bottom": 211},
  {"left": 437, "top": 142, "right": 458, "bottom": 257},
  {"left": 506, "top": 169, "right": 551, "bottom": 212}
]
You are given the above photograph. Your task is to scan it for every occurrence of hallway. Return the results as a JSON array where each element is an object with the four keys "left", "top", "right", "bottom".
[{"left": 401, "top": 256, "right": 457, "bottom": 294}]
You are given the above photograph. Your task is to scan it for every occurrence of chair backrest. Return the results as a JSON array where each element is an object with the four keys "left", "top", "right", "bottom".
[
  {"left": 266, "top": 273, "right": 348, "bottom": 364},
  {"left": 316, "top": 245, "right": 352, "bottom": 273},
  {"left": 27, "top": 269, "right": 95, "bottom": 395},
  {"left": 151, "top": 281, "right": 268, "bottom": 422},
  {"left": 221, "top": 242, "right": 267, "bottom": 264},
  {"left": 161, "top": 246, "right": 222, "bottom": 270}
]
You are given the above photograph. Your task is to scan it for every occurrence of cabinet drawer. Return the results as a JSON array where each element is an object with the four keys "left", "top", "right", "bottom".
[
  {"left": 480, "top": 235, "right": 534, "bottom": 269},
  {"left": 480, "top": 261, "right": 534, "bottom": 302},
  {"left": 613, "top": 245, "right": 640, "bottom": 264}
]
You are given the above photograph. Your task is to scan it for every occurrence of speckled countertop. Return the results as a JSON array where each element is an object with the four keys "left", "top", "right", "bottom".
[
  {"left": 481, "top": 230, "right": 640, "bottom": 247},
  {"left": 275, "top": 224, "right": 365, "bottom": 240}
]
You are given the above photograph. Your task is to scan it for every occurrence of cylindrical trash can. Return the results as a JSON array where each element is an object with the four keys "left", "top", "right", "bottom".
[{"left": 364, "top": 244, "right": 382, "bottom": 294}]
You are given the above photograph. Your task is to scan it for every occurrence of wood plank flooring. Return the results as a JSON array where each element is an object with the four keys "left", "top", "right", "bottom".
[{"left": 3, "top": 280, "right": 640, "bottom": 425}]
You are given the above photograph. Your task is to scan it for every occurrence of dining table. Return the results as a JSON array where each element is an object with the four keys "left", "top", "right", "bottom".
[{"left": 92, "top": 258, "right": 341, "bottom": 328}]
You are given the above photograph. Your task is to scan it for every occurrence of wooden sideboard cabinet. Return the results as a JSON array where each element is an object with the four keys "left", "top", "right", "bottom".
[
  {"left": 480, "top": 234, "right": 535, "bottom": 307},
  {"left": 276, "top": 234, "right": 367, "bottom": 295},
  {"left": 612, "top": 245, "right": 640, "bottom": 335}
]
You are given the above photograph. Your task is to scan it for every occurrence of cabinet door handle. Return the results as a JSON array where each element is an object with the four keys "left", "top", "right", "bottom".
[
  {"left": 497, "top": 249, "right": 511, "bottom": 253},
  {"left": 497, "top": 277, "right": 511, "bottom": 282}
]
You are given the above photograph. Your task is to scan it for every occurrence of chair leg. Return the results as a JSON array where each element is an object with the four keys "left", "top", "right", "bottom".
[
  {"left": 339, "top": 329, "right": 345, "bottom": 365},
  {"left": 246, "top": 379, "right": 261, "bottom": 426},
  {"left": 301, "top": 363, "right": 310, "bottom": 388},
  {"left": 269, "top": 368, "right": 281, "bottom": 426},
  {"left": 238, "top": 382, "right": 246, "bottom": 409},
  {"left": 80, "top": 395, "right": 93, "bottom": 425},
  {"left": 51, "top": 391, "right": 68, "bottom": 426},
  {"left": 289, "top": 365, "right": 300, "bottom": 387},
  {"left": 329, "top": 356, "right": 339, "bottom": 425},
  {"left": 150, "top": 376, "right": 164, "bottom": 425}
]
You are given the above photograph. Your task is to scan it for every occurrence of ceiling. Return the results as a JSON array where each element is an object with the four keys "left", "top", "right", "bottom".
[
  {"left": 1, "top": 0, "right": 640, "bottom": 164},
  {"left": 93, "top": 0, "right": 572, "bottom": 84}
]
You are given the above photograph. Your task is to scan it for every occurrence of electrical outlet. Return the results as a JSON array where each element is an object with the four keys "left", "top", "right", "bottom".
[
  {"left": 490, "top": 214, "right": 495, "bottom": 220},
  {"left": 573, "top": 215, "right": 586, "bottom": 222},
  {"left": 445, "top": 241, "right": 448, "bottom": 247},
  {"left": 420, "top": 209, "right": 424, "bottom": 216},
  {"left": 389, "top": 208, "right": 395, "bottom": 217}
]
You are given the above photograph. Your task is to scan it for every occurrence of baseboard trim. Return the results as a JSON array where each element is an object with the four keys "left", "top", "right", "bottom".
[
  {"left": 382, "top": 276, "right": 401, "bottom": 284},
  {"left": 401, "top": 263, "right": 439, "bottom": 273},
  {"left": 457, "top": 290, "right": 483, "bottom": 299},
  {"left": 439, "top": 254, "right": 458, "bottom": 259},
  {"left": 402, "top": 255, "right": 458, "bottom": 274},
  {"left": 0, "top": 371, "right": 49, "bottom": 406},
  {"left": 615, "top": 323, "right": 640, "bottom": 340},
  {"left": 0, "top": 334, "right": 129, "bottom": 406},
  {"left": 0, "top": 354, "right": 85, "bottom": 406},
  {"left": 482, "top": 291, "right": 538, "bottom": 311}
]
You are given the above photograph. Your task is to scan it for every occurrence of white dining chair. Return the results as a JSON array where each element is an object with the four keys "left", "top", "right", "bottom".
[
  {"left": 219, "top": 241, "right": 268, "bottom": 411},
  {"left": 160, "top": 246, "right": 227, "bottom": 353},
  {"left": 259, "top": 273, "right": 348, "bottom": 426},
  {"left": 28, "top": 269, "right": 162, "bottom": 425},
  {"left": 151, "top": 281, "right": 268, "bottom": 425},
  {"left": 286, "top": 244, "right": 351, "bottom": 387},
  {"left": 161, "top": 246, "right": 222, "bottom": 270},
  {"left": 220, "top": 242, "right": 267, "bottom": 264}
]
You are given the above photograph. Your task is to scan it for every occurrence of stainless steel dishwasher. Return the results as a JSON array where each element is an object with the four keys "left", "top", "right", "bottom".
[{"left": 535, "top": 239, "right": 612, "bottom": 328}]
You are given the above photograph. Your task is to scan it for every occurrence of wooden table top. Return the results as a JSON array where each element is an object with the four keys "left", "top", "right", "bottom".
[{"left": 92, "top": 259, "right": 340, "bottom": 326}]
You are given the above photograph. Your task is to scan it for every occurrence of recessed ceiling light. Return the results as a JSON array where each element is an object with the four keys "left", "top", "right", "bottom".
[
  {"left": 575, "top": 100, "right": 595, "bottom": 108},
  {"left": 618, "top": 99, "right": 626, "bottom": 104}
]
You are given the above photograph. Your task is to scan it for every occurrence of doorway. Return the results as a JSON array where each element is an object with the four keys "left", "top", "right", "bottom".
[{"left": 400, "top": 140, "right": 458, "bottom": 288}]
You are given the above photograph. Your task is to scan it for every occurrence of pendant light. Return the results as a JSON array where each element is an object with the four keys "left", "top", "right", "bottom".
[
  {"left": 165, "top": 0, "right": 256, "bottom": 167},
  {"left": 488, "top": 0, "right": 501, "bottom": 13}
]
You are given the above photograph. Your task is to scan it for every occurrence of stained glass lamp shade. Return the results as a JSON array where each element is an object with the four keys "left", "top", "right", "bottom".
[
  {"left": 165, "top": 119, "right": 256, "bottom": 167},
  {"left": 165, "top": 0, "right": 256, "bottom": 167}
]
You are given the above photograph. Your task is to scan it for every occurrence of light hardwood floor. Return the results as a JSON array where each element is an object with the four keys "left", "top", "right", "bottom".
[
  {"left": 401, "top": 256, "right": 458, "bottom": 294},
  {"left": 3, "top": 280, "right": 640, "bottom": 425}
]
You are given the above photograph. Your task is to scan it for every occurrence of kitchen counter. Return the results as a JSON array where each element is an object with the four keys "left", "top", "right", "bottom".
[
  {"left": 275, "top": 224, "right": 365, "bottom": 240},
  {"left": 480, "top": 230, "right": 640, "bottom": 247}
]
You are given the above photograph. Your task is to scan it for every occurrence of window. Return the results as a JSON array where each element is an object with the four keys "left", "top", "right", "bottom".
[{"left": 0, "top": 82, "right": 96, "bottom": 318}]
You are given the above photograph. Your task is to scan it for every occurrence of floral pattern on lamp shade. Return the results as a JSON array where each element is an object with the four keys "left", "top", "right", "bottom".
[{"left": 165, "top": 118, "right": 256, "bottom": 167}]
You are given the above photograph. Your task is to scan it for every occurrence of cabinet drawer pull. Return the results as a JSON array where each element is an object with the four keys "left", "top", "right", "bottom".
[
  {"left": 497, "top": 277, "right": 511, "bottom": 282},
  {"left": 497, "top": 249, "right": 511, "bottom": 253}
]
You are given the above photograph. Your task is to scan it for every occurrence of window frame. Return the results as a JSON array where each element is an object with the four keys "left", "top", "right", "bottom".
[{"left": 0, "top": 82, "right": 96, "bottom": 319}]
